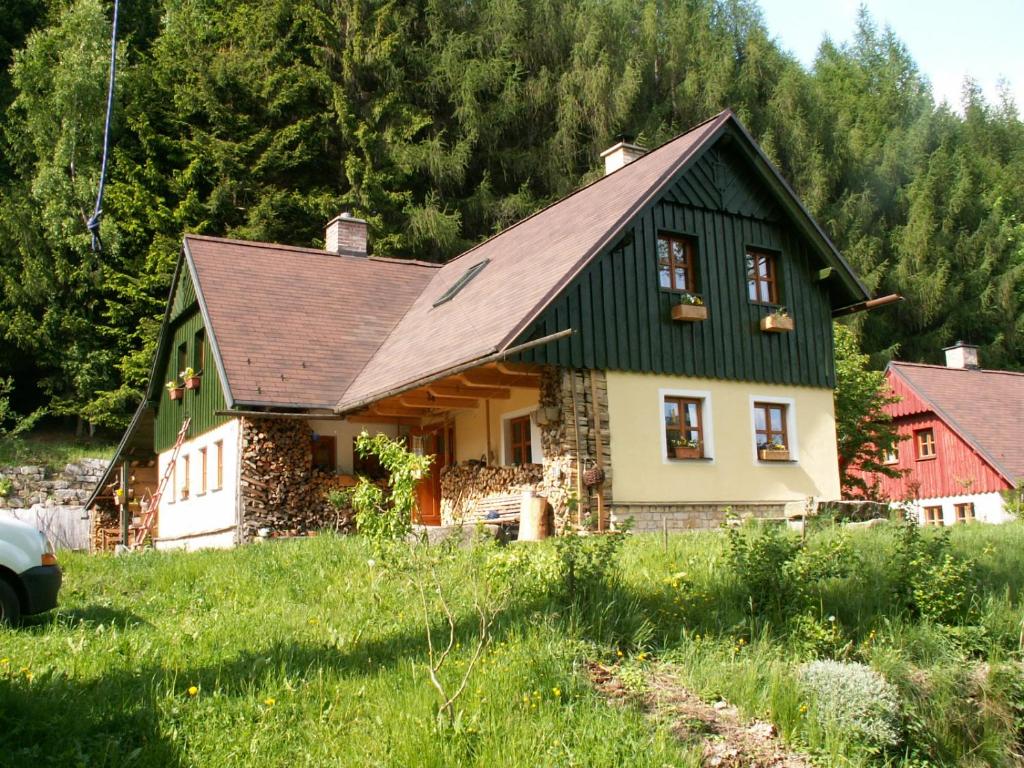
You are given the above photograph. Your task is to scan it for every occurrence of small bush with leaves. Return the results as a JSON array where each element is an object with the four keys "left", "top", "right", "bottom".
[
  {"left": 726, "top": 523, "right": 858, "bottom": 617},
  {"left": 348, "top": 432, "right": 432, "bottom": 548},
  {"left": 891, "top": 522, "right": 976, "bottom": 623},
  {"left": 799, "top": 660, "right": 902, "bottom": 752}
]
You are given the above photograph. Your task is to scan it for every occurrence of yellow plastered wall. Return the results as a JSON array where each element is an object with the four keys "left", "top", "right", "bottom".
[
  {"left": 451, "top": 389, "right": 540, "bottom": 464},
  {"left": 606, "top": 371, "right": 840, "bottom": 503}
]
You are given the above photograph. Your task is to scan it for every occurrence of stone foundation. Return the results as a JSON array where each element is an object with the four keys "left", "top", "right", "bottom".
[{"left": 612, "top": 502, "right": 787, "bottom": 533}]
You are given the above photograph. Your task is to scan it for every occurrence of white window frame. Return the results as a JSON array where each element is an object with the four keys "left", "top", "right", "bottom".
[
  {"left": 500, "top": 406, "right": 544, "bottom": 466},
  {"left": 658, "top": 388, "right": 714, "bottom": 465},
  {"left": 749, "top": 395, "right": 798, "bottom": 465}
]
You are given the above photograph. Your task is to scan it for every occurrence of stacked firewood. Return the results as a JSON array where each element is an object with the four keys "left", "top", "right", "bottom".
[
  {"left": 440, "top": 461, "right": 544, "bottom": 524},
  {"left": 90, "top": 504, "right": 120, "bottom": 552},
  {"left": 239, "top": 418, "right": 356, "bottom": 539}
]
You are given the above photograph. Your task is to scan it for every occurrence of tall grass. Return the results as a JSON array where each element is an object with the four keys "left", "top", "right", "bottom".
[{"left": 2, "top": 523, "right": 1022, "bottom": 766}]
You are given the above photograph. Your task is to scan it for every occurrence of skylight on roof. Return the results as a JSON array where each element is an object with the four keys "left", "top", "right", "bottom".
[{"left": 432, "top": 259, "right": 489, "bottom": 307}]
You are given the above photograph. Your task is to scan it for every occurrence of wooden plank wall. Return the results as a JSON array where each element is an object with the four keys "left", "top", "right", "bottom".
[
  {"left": 154, "top": 268, "right": 229, "bottom": 451},
  {"left": 516, "top": 141, "right": 836, "bottom": 388}
]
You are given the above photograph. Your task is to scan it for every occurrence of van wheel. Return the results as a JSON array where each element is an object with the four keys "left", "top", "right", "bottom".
[{"left": 0, "top": 579, "right": 21, "bottom": 626}]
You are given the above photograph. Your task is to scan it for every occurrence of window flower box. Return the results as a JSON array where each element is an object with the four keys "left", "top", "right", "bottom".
[
  {"left": 758, "top": 447, "right": 790, "bottom": 462},
  {"left": 671, "top": 294, "right": 707, "bottom": 322},
  {"left": 181, "top": 367, "right": 202, "bottom": 391},
  {"left": 673, "top": 444, "right": 702, "bottom": 460},
  {"left": 760, "top": 311, "right": 793, "bottom": 333}
]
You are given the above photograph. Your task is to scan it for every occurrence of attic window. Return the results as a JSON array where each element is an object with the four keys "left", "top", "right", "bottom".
[{"left": 433, "top": 259, "right": 489, "bottom": 307}]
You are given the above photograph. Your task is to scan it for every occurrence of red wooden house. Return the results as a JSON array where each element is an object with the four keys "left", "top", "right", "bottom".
[{"left": 854, "top": 343, "right": 1023, "bottom": 525}]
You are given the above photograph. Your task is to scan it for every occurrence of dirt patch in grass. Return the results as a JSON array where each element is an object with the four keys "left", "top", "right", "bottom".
[{"left": 590, "top": 662, "right": 813, "bottom": 768}]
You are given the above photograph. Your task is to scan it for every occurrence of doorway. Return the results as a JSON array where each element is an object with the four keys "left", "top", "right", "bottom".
[{"left": 413, "top": 423, "right": 454, "bottom": 526}]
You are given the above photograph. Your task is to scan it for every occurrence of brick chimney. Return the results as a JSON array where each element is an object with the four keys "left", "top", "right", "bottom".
[
  {"left": 325, "top": 212, "right": 368, "bottom": 257},
  {"left": 943, "top": 341, "right": 980, "bottom": 369},
  {"left": 600, "top": 135, "right": 646, "bottom": 175}
]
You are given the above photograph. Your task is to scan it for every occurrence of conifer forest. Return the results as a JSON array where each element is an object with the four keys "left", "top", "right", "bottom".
[{"left": 1, "top": 0, "right": 1022, "bottom": 429}]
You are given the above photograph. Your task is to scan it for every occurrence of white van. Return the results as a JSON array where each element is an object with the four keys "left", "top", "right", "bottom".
[{"left": 0, "top": 517, "right": 62, "bottom": 624}]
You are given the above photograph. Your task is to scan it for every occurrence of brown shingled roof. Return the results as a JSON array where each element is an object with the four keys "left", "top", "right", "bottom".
[
  {"left": 336, "top": 111, "right": 734, "bottom": 409},
  {"left": 889, "top": 361, "right": 1024, "bottom": 483},
  {"left": 185, "top": 235, "right": 438, "bottom": 408}
]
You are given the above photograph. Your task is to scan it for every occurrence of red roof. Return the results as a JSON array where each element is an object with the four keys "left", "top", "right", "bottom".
[
  {"left": 888, "top": 362, "right": 1024, "bottom": 483},
  {"left": 186, "top": 236, "right": 438, "bottom": 408}
]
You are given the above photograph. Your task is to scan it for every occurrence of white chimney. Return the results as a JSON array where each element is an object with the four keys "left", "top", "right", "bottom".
[
  {"left": 325, "top": 212, "right": 368, "bottom": 257},
  {"left": 600, "top": 138, "right": 646, "bottom": 175},
  {"left": 943, "top": 341, "right": 980, "bottom": 369}
]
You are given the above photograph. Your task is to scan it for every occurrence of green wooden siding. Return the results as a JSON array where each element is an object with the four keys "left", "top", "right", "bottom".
[
  {"left": 515, "top": 141, "right": 837, "bottom": 388},
  {"left": 154, "top": 268, "right": 228, "bottom": 451}
]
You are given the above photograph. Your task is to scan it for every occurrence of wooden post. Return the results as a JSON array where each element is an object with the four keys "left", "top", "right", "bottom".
[
  {"left": 570, "top": 371, "right": 583, "bottom": 528},
  {"left": 484, "top": 399, "right": 492, "bottom": 464},
  {"left": 589, "top": 371, "right": 605, "bottom": 532},
  {"left": 663, "top": 516, "right": 668, "bottom": 550},
  {"left": 118, "top": 462, "right": 129, "bottom": 546}
]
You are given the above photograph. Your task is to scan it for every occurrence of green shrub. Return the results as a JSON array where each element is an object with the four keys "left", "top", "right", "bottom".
[
  {"left": 725, "top": 523, "right": 857, "bottom": 618},
  {"left": 799, "top": 660, "right": 901, "bottom": 753},
  {"left": 892, "top": 522, "right": 976, "bottom": 623}
]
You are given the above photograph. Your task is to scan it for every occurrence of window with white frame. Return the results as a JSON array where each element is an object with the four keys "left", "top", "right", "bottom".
[
  {"left": 750, "top": 396, "right": 797, "bottom": 462},
  {"left": 659, "top": 389, "right": 713, "bottom": 462},
  {"left": 502, "top": 410, "right": 542, "bottom": 466}
]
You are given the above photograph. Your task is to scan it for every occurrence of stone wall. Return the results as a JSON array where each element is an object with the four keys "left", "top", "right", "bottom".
[
  {"left": 613, "top": 502, "right": 787, "bottom": 533},
  {"left": 0, "top": 459, "right": 107, "bottom": 509},
  {"left": 536, "top": 366, "right": 612, "bottom": 531},
  {"left": 0, "top": 459, "right": 107, "bottom": 550}
]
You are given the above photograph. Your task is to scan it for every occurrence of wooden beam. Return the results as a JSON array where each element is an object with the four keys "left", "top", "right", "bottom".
[
  {"left": 425, "top": 382, "right": 511, "bottom": 400},
  {"left": 346, "top": 412, "right": 421, "bottom": 427},
  {"left": 398, "top": 394, "right": 478, "bottom": 410},
  {"left": 366, "top": 401, "right": 424, "bottom": 417},
  {"left": 490, "top": 361, "right": 542, "bottom": 376},
  {"left": 458, "top": 370, "right": 540, "bottom": 389}
]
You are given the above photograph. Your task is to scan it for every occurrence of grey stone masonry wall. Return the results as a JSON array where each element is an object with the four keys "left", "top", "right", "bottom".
[
  {"left": 0, "top": 459, "right": 108, "bottom": 509},
  {"left": 613, "top": 502, "right": 786, "bottom": 533},
  {"left": 537, "top": 366, "right": 612, "bottom": 531}
]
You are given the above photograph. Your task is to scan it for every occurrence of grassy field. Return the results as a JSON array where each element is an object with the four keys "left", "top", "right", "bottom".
[
  {"left": 1, "top": 523, "right": 1022, "bottom": 767},
  {"left": 0, "top": 429, "right": 115, "bottom": 470}
]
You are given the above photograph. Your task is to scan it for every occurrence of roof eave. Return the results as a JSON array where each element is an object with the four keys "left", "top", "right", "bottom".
[{"left": 183, "top": 238, "right": 236, "bottom": 409}]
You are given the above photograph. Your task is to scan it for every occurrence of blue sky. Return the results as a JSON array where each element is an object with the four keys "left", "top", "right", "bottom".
[{"left": 757, "top": 0, "right": 1023, "bottom": 112}]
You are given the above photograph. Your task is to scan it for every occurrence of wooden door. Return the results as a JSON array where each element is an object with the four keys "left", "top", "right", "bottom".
[{"left": 413, "top": 424, "right": 454, "bottom": 526}]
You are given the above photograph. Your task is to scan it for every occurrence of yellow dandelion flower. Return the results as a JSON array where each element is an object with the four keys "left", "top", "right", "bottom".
[
  {"left": 552, "top": 687, "right": 561, "bottom": 697},
  {"left": 187, "top": 685, "right": 199, "bottom": 697},
  {"left": 0, "top": 658, "right": 9, "bottom": 665},
  {"left": 264, "top": 697, "right": 276, "bottom": 706}
]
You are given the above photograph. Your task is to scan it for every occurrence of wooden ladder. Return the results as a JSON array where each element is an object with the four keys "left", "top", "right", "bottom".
[{"left": 131, "top": 417, "right": 191, "bottom": 550}]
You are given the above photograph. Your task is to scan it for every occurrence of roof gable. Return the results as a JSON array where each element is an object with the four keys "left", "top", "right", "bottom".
[
  {"left": 888, "top": 362, "right": 1024, "bottom": 483},
  {"left": 337, "top": 110, "right": 868, "bottom": 410}
]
